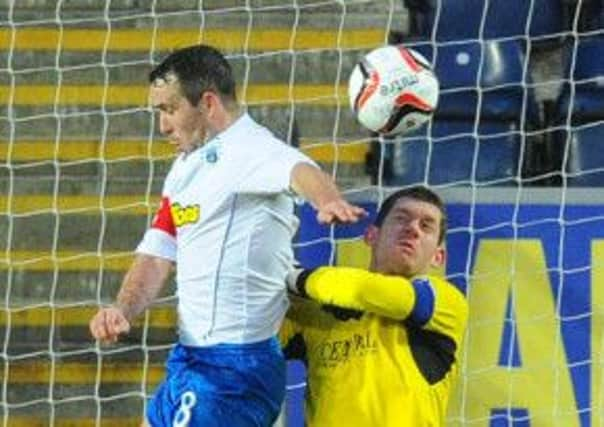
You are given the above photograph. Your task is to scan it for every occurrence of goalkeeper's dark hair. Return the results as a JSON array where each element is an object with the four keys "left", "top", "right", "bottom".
[
  {"left": 149, "top": 44, "right": 237, "bottom": 107},
  {"left": 374, "top": 186, "right": 447, "bottom": 244}
]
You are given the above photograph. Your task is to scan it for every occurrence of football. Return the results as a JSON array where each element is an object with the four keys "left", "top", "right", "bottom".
[{"left": 348, "top": 45, "right": 439, "bottom": 135}]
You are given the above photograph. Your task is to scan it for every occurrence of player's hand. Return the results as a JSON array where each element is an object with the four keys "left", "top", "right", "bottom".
[
  {"left": 89, "top": 306, "right": 131, "bottom": 344},
  {"left": 316, "top": 199, "right": 367, "bottom": 224}
]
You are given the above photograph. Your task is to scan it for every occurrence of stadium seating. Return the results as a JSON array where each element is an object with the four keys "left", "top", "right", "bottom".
[
  {"left": 563, "top": 123, "right": 604, "bottom": 185},
  {"left": 573, "top": 0, "right": 604, "bottom": 32},
  {"left": 411, "top": 39, "right": 540, "bottom": 123},
  {"left": 381, "top": 120, "right": 521, "bottom": 186},
  {"left": 375, "top": 39, "right": 536, "bottom": 186},
  {"left": 556, "top": 35, "right": 604, "bottom": 124},
  {"left": 404, "top": 0, "right": 565, "bottom": 41},
  {"left": 553, "top": 35, "right": 604, "bottom": 185}
]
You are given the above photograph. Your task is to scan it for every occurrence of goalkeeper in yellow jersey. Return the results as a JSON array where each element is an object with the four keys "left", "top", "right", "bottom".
[{"left": 280, "top": 186, "right": 468, "bottom": 427}]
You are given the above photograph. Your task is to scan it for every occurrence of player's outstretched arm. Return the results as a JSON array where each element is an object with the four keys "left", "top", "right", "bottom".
[
  {"left": 89, "top": 254, "right": 174, "bottom": 344},
  {"left": 287, "top": 266, "right": 415, "bottom": 320},
  {"left": 288, "top": 266, "right": 468, "bottom": 343},
  {"left": 290, "top": 162, "right": 367, "bottom": 224}
]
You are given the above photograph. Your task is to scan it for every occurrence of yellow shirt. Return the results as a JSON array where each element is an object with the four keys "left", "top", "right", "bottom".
[{"left": 280, "top": 268, "right": 468, "bottom": 427}]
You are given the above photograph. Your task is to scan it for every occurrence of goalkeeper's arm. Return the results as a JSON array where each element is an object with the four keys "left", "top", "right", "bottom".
[
  {"left": 288, "top": 267, "right": 417, "bottom": 320},
  {"left": 287, "top": 267, "right": 468, "bottom": 340}
]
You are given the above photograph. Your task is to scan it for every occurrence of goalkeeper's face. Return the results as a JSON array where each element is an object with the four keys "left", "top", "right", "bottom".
[
  {"left": 367, "top": 197, "right": 445, "bottom": 277},
  {"left": 150, "top": 78, "right": 207, "bottom": 154}
]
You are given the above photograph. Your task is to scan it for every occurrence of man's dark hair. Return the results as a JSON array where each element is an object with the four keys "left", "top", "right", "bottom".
[
  {"left": 374, "top": 186, "right": 447, "bottom": 244},
  {"left": 149, "top": 44, "right": 237, "bottom": 106}
]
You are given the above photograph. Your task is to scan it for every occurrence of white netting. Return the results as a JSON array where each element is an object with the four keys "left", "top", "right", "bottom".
[{"left": 1, "top": 0, "right": 601, "bottom": 426}]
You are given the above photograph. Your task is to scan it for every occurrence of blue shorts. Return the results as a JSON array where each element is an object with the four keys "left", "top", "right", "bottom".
[{"left": 146, "top": 337, "right": 286, "bottom": 427}]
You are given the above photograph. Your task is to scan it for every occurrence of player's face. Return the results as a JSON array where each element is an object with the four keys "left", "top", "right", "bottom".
[
  {"left": 366, "top": 197, "right": 444, "bottom": 277},
  {"left": 149, "top": 77, "right": 207, "bottom": 154}
]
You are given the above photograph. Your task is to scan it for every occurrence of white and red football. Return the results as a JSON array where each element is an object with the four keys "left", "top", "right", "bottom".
[{"left": 348, "top": 45, "right": 439, "bottom": 135}]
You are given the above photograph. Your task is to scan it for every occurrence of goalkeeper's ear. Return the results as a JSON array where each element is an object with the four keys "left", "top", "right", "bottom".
[{"left": 430, "top": 245, "right": 446, "bottom": 269}]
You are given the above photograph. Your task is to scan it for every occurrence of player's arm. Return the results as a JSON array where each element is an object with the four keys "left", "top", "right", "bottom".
[
  {"left": 288, "top": 266, "right": 468, "bottom": 345},
  {"left": 290, "top": 162, "right": 366, "bottom": 224},
  {"left": 115, "top": 254, "right": 174, "bottom": 322},
  {"left": 235, "top": 137, "right": 365, "bottom": 224},
  {"left": 288, "top": 267, "right": 415, "bottom": 319},
  {"left": 89, "top": 254, "right": 173, "bottom": 344},
  {"left": 90, "top": 190, "right": 178, "bottom": 344}
]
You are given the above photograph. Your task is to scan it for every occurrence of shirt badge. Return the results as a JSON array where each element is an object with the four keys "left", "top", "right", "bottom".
[{"left": 205, "top": 147, "right": 219, "bottom": 164}]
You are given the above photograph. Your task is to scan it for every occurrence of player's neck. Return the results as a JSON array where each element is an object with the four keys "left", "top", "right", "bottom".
[
  {"left": 205, "top": 106, "right": 242, "bottom": 142},
  {"left": 206, "top": 107, "right": 242, "bottom": 141}
]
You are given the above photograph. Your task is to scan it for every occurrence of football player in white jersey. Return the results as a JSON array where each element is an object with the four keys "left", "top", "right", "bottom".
[{"left": 89, "top": 44, "right": 365, "bottom": 427}]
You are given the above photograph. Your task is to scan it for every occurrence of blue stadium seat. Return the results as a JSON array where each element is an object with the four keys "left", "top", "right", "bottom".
[
  {"left": 556, "top": 35, "right": 604, "bottom": 124},
  {"left": 371, "top": 40, "right": 537, "bottom": 187},
  {"left": 382, "top": 120, "right": 521, "bottom": 186},
  {"left": 409, "top": 39, "right": 540, "bottom": 125},
  {"left": 575, "top": 0, "right": 604, "bottom": 31},
  {"left": 552, "top": 35, "right": 604, "bottom": 186},
  {"left": 557, "top": 123, "right": 604, "bottom": 186},
  {"left": 405, "top": 0, "right": 565, "bottom": 41}
]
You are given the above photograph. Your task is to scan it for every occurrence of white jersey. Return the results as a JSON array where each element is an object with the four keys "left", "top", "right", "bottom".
[{"left": 136, "top": 114, "right": 315, "bottom": 346}]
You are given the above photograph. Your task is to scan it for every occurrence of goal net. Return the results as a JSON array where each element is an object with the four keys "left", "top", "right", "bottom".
[{"left": 1, "top": 0, "right": 601, "bottom": 426}]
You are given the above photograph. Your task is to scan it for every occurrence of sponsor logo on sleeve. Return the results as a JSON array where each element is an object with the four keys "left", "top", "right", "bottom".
[{"left": 170, "top": 203, "right": 201, "bottom": 227}]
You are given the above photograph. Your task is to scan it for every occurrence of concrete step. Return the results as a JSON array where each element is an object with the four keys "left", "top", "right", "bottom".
[
  {"left": 0, "top": 175, "right": 165, "bottom": 198},
  {"left": 2, "top": 250, "right": 133, "bottom": 271},
  {"left": 3, "top": 0, "right": 388, "bottom": 12},
  {"left": 4, "top": 360, "right": 164, "bottom": 391},
  {"left": 0, "top": 158, "right": 368, "bottom": 197},
  {"left": 3, "top": 0, "right": 406, "bottom": 30},
  {"left": 0, "top": 135, "right": 371, "bottom": 197},
  {"left": 1, "top": 250, "right": 136, "bottom": 301},
  {"left": 1, "top": 138, "right": 370, "bottom": 165},
  {"left": 2, "top": 211, "right": 149, "bottom": 250},
  {"left": 0, "top": 303, "right": 175, "bottom": 325},
  {"left": 2, "top": 28, "right": 385, "bottom": 72},
  {"left": 0, "top": 194, "right": 157, "bottom": 215},
  {"left": 0, "top": 355, "right": 164, "bottom": 423},
  {"left": 1, "top": 271, "right": 130, "bottom": 301},
  {"left": 0, "top": 303, "right": 176, "bottom": 343},
  {"left": 0, "top": 165, "right": 369, "bottom": 196},
  {"left": 4, "top": 103, "right": 370, "bottom": 145},
  {"left": 4, "top": 50, "right": 364, "bottom": 86},
  {"left": 0, "top": 415, "right": 141, "bottom": 427},
  {"left": 3, "top": 322, "right": 176, "bottom": 351},
  {"left": 1, "top": 159, "right": 172, "bottom": 182},
  {"left": 2, "top": 83, "right": 351, "bottom": 107}
]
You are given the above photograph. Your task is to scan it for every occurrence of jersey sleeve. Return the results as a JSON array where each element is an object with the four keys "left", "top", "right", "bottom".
[
  {"left": 302, "top": 267, "right": 416, "bottom": 319},
  {"left": 235, "top": 136, "right": 318, "bottom": 194},
  {"left": 301, "top": 267, "right": 468, "bottom": 346},
  {"left": 135, "top": 168, "right": 178, "bottom": 262},
  {"left": 423, "top": 276, "right": 468, "bottom": 349},
  {"left": 135, "top": 196, "right": 177, "bottom": 262}
]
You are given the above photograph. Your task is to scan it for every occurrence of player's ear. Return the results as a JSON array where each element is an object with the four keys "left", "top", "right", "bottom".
[
  {"left": 364, "top": 224, "right": 379, "bottom": 248},
  {"left": 198, "top": 91, "right": 215, "bottom": 112},
  {"left": 430, "top": 246, "right": 446, "bottom": 269},
  {"left": 199, "top": 91, "right": 209, "bottom": 107}
]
